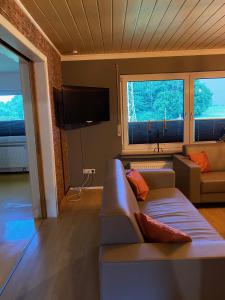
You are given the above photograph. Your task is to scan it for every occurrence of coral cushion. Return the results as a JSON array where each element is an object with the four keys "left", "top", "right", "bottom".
[
  {"left": 189, "top": 151, "right": 211, "bottom": 173},
  {"left": 126, "top": 170, "right": 149, "bottom": 201},
  {"left": 135, "top": 212, "right": 192, "bottom": 243}
]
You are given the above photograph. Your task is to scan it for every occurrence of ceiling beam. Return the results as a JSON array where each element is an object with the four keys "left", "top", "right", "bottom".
[{"left": 61, "top": 48, "right": 225, "bottom": 61}]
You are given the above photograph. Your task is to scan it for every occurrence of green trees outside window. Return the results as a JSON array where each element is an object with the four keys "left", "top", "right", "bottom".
[
  {"left": 0, "top": 95, "right": 24, "bottom": 121},
  {"left": 127, "top": 80, "right": 213, "bottom": 122}
]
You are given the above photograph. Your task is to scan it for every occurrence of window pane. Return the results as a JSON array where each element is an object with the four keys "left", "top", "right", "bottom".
[
  {"left": 127, "top": 80, "right": 184, "bottom": 145},
  {"left": 194, "top": 78, "right": 225, "bottom": 141},
  {"left": 0, "top": 95, "right": 24, "bottom": 121},
  {"left": 0, "top": 95, "right": 25, "bottom": 137}
]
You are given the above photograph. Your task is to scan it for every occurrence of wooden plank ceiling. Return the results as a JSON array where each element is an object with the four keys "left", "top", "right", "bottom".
[{"left": 20, "top": 0, "right": 225, "bottom": 55}]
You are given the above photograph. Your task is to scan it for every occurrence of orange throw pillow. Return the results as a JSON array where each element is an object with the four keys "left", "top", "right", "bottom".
[
  {"left": 135, "top": 212, "right": 192, "bottom": 243},
  {"left": 126, "top": 169, "right": 149, "bottom": 201},
  {"left": 189, "top": 151, "right": 210, "bottom": 173}
]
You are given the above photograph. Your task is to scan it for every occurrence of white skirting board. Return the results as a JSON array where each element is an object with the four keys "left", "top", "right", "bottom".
[{"left": 70, "top": 186, "right": 103, "bottom": 190}]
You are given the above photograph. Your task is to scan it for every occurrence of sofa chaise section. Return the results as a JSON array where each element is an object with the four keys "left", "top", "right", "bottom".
[{"left": 100, "top": 240, "right": 225, "bottom": 300}]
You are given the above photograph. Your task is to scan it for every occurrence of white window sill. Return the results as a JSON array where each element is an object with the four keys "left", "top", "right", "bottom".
[{"left": 121, "top": 149, "right": 181, "bottom": 156}]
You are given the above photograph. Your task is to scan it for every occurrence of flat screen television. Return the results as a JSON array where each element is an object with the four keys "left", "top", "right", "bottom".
[{"left": 54, "top": 85, "right": 110, "bottom": 129}]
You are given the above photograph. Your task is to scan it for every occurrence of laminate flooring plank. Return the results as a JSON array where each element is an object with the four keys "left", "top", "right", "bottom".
[
  {"left": 0, "top": 174, "right": 38, "bottom": 293},
  {"left": 1, "top": 189, "right": 101, "bottom": 300},
  {"left": 199, "top": 206, "right": 225, "bottom": 239}
]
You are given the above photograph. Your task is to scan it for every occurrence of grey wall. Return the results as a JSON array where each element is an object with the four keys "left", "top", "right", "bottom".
[{"left": 62, "top": 55, "right": 225, "bottom": 187}]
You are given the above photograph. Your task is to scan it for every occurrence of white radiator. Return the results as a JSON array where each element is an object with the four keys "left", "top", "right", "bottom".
[
  {"left": 130, "top": 160, "right": 172, "bottom": 169},
  {"left": 0, "top": 144, "right": 28, "bottom": 172}
]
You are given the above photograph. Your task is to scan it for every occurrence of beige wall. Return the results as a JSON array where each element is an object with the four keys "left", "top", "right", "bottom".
[
  {"left": 62, "top": 55, "right": 225, "bottom": 187},
  {"left": 0, "top": 0, "right": 69, "bottom": 206}
]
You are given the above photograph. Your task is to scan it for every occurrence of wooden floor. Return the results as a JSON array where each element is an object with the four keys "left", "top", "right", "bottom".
[
  {"left": 1, "top": 189, "right": 225, "bottom": 300},
  {"left": 0, "top": 174, "right": 39, "bottom": 294},
  {"left": 199, "top": 206, "right": 225, "bottom": 239},
  {"left": 0, "top": 189, "right": 101, "bottom": 300}
]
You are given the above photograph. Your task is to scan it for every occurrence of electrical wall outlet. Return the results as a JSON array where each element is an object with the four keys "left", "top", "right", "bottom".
[{"left": 83, "top": 169, "right": 96, "bottom": 174}]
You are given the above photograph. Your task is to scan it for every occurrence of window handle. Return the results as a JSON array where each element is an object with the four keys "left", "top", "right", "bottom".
[{"left": 190, "top": 112, "right": 193, "bottom": 120}]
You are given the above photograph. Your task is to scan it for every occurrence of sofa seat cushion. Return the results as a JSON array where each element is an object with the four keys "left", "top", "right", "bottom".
[
  {"left": 201, "top": 172, "right": 225, "bottom": 193},
  {"left": 138, "top": 188, "right": 222, "bottom": 241}
]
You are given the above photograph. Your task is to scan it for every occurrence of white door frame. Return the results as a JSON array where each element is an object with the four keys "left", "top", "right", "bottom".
[
  {"left": 20, "top": 59, "right": 42, "bottom": 218},
  {"left": 0, "top": 15, "right": 59, "bottom": 217}
]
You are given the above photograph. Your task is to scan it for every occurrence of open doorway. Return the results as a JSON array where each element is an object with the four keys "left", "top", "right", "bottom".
[{"left": 0, "top": 43, "right": 42, "bottom": 291}]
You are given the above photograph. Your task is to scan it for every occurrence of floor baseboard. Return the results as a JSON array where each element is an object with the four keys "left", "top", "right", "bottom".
[{"left": 70, "top": 186, "right": 103, "bottom": 190}]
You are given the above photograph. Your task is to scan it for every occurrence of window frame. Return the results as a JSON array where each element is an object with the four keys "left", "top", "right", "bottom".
[
  {"left": 189, "top": 71, "right": 225, "bottom": 144},
  {"left": 120, "top": 73, "right": 190, "bottom": 154},
  {"left": 120, "top": 71, "right": 225, "bottom": 154}
]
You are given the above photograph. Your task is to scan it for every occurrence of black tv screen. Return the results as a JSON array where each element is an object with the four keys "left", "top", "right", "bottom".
[{"left": 61, "top": 85, "right": 110, "bottom": 126}]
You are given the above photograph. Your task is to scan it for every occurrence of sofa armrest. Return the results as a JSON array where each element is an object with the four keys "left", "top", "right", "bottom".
[
  {"left": 173, "top": 154, "right": 201, "bottom": 203},
  {"left": 100, "top": 241, "right": 225, "bottom": 300},
  {"left": 138, "top": 169, "right": 175, "bottom": 189}
]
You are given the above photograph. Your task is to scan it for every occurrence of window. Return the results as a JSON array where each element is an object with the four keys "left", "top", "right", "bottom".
[
  {"left": 121, "top": 72, "right": 225, "bottom": 154},
  {"left": 127, "top": 79, "right": 185, "bottom": 145},
  {"left": 0, "top": 95, "right": 25, "bottom": 137},
  {"left": 193, "top": 78, "right": 225, "bottom": 142}
]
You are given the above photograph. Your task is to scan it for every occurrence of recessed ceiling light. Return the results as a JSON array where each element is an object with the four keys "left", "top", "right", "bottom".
[{"left": 72, "top": 50, "right": 78, "bottom": 54}]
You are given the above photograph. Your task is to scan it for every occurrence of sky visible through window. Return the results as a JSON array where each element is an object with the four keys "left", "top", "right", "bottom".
[{"left": 0, "top": 95, "right": 24, "bottom": 121}]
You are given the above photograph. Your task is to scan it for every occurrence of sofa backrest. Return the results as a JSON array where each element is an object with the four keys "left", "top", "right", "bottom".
[
  {"left": 183, "top": 143, "right": 225, "bottom": 172},
  {"left": 100, "top": 159, "right": 144, "bottom": 245}
]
